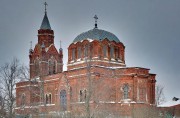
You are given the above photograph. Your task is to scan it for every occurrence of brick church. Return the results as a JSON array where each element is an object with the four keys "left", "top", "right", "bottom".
[{"left": 15, "top": 3, "right": 156, "bottom": 117}]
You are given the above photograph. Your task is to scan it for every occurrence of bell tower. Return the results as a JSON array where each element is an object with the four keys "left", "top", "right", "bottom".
[{"left": 29, "top": 2, "right": 63, "bottom": 79}]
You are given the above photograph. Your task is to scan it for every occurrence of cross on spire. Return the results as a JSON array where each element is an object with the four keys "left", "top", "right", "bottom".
[
  {"left": 44, "top": 2, "right": 48, "bottom": 14},
  {"left": 94, "top": 15, "right": 98, "bottom": 28}
]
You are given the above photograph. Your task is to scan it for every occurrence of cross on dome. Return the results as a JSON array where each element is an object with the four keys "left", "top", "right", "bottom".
[{"left": 94, "top": 15, "right": 98, "bottom": 29}]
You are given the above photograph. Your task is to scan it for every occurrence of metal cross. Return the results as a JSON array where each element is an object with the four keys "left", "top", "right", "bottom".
[
  {"left": 44, "top": 2, "right": 48, "bottom": 13},
  {"left": 94, "top": 15, "right": 98, "bottom": 28}
]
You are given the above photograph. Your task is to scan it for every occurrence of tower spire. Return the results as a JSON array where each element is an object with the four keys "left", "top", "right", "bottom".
[
  {"left": 40, "top": 2, "right": 51, "bottom": 30},
  {"left": 94, "top": 15, "right": 98, "bottom": 29}
]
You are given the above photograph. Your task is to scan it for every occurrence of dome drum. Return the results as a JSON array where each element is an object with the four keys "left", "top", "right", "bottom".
[{"left": 67, "top": 39, "right": 125, "bottom": 70}]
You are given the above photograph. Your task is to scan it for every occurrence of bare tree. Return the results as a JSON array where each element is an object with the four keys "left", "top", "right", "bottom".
[
  {"left": 0, "top": 58, "right": 25, "bottom": 118},
  {"left": 155, "top": 85, "right": 166, "bottom": 106},
  {"left": 19, "top": 65, "right": 29, "bottom": 81},
  {"left": 0, "top": 93, "right": 6, "bottom": 118}
]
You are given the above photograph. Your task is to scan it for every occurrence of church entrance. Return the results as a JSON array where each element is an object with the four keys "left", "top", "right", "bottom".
[{"left": 60, "top": 90, "right": 67, "bottom": 111}]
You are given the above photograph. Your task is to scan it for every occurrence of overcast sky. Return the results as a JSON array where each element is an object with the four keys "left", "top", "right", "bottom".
[{"left": 0, "top": 0, "right": 180, "bottom": 101}]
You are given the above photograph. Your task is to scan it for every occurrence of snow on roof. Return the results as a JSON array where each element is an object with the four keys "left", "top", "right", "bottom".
[{"left": 158, "top": 99, "right": 180, "bottom": 107}]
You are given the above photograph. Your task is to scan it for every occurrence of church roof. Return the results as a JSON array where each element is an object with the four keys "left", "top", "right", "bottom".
[
  {"left": 158, "top": 99, "right": 180, "bottom": 107},
  {"left": 73, "top": 28, "right": 120, "bottom": 43},
  {"left": 40, "top": 13, "right": 51, "bottom": 30}
]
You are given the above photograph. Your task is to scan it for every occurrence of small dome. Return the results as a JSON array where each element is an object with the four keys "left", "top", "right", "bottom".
[{"left": 73, "top": 28, "right": 120, "bottom": 43}]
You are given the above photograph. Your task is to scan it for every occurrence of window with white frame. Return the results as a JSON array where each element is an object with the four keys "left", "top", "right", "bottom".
[{"left": 123, "top": 84, "right": 129, "bottom": 99}]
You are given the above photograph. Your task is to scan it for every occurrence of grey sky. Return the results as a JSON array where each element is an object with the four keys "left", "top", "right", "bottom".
[{"left": 0, "top": 0, "right": 179, "bottom": 101}]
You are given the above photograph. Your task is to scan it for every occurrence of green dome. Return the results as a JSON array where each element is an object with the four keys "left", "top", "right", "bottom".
[{"left": 73, "top": 28, "right": 120, "bottom": 43}]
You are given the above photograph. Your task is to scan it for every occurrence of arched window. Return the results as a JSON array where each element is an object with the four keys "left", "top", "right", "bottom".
[
  {"left": 46, "top": 94, "right": 48, "bottom": 104},
  {"left": 77, "top": 47, "right": 81, "bottom": 59},
  {"left": 48, "top": 58, "right": 56, "bottom": 75},
  {"left": 34, "top": 59, "right": 40, "bottom": 76},
  {"left": 60, "top": 90, "right": 67, "bottom": 111},
  {"left": 49, "top": 94, "right": 52, "bottom": 104},
  {"left": 110, "top": 45, "right": 114, "bottom": 58},
  {"left": 103, "top": 45, "right": 107, "bottom": 58},
  {"left": 84, "top": 89, "right": 87, "bottom": 100},
  {"left": 123, "top": 84, "right": 129, "bottom": 99},
  {"left": 79, "top": 90, "right": 83, "bottom": 102},
  {"left": 45, "top": 93, "right": 52, "bottom": 104},
  {"left": 139, "top": 88, "right": 146, "bottom": 102},
  {"left": 84, "top": 45, "right": 88, "bottom": 57},
  {"left": 72, "top": 48, "right": 76, "bottom": 60},
  {"left": 21, "top": 93, "right": 26, "bottom": 106},
  {"left": 70, "top": 87, "right": 72, "bottom": 101},
  {"left": 115, "top": 47, "right": 119, "bottom": 59},
  {"left": 79, "top": 89, "right": 87, "bottom": 102}
]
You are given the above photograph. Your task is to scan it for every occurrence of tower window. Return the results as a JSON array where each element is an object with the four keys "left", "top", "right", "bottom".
[
  {"left": 53, "top": 61, "right": 56, "bottom": 74},
  {"left": 48, "top": 58, "right": 56, "bottom": 75},
  {"left": 34, "top": 59, "right": 40, "bottom": 76},
  {"left": 123, "top": 84, "right": 129, "bottom": 99}
]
